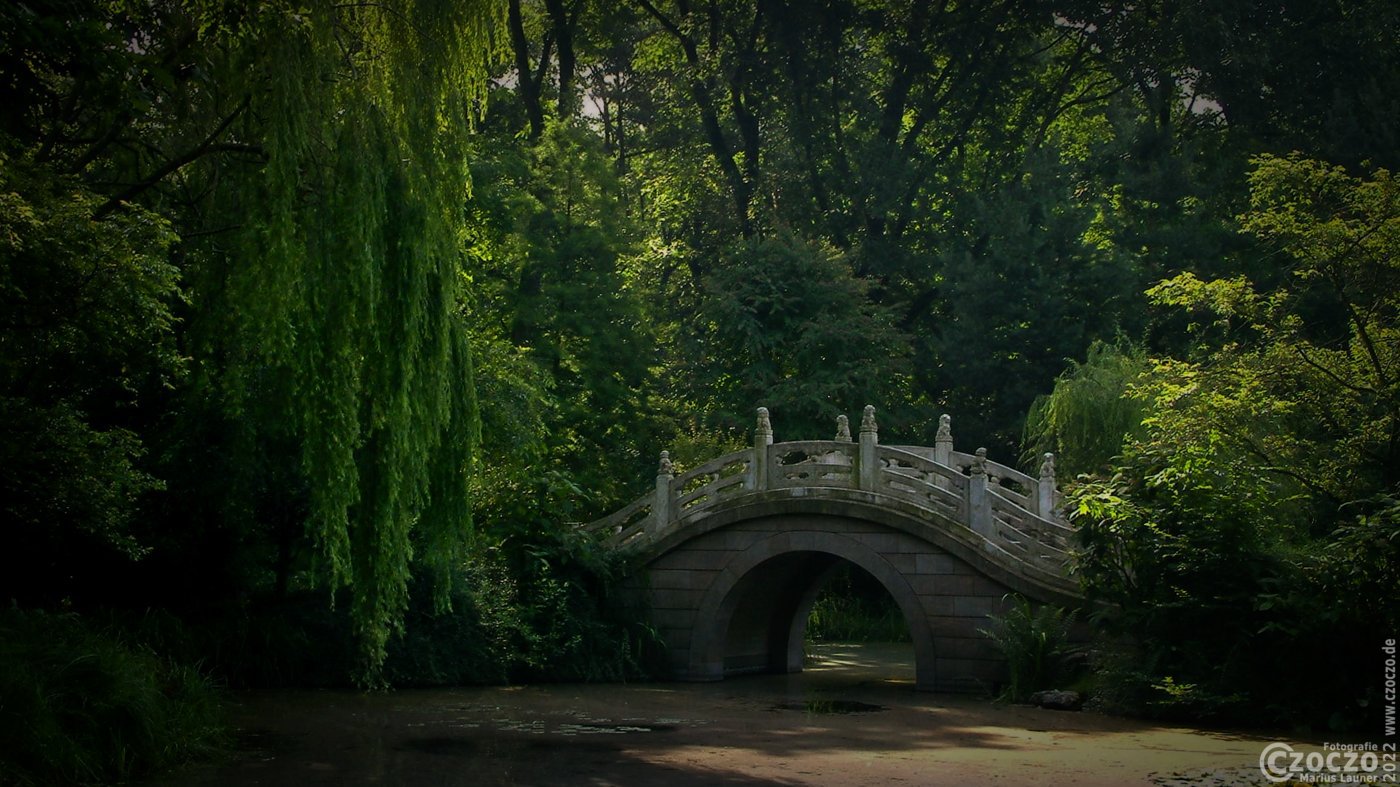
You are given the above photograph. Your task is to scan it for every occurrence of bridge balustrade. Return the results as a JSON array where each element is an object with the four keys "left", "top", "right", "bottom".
[
  {"left": 768, "top": 441, "right": 857, "bottom": 489},
  {"left": 873, "top": 445, "right": 969, "bottom": 521},
  {"left": 584, "top": 405, "right": 1074, "bottom": 577}
]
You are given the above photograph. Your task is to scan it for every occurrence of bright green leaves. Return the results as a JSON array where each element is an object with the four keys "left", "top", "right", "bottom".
[
  {"left": 978, "top": 595, "right": 1078, "bottom": 703},
  {"left": 462, "top": 119, "right": 652, "bottom": 510},
  {"left": 1242, "top": 156, "right": 1400, "bottom": 381},
  {"left": 0, "top": 160, "right": 181, "bottom": 399},
  {"left": 1147, "top": 274, "right": 1263, "bottom": 327},
  {"left": 1244, "top": 155, "right": 1400, "bottom": 263},
  {"left": 185, "top": 0, "right": 506, "bottom": 683},
  {"left": 1057, "top": 155, "right": 1400, "bottom": 724},
  {"left": 1022, "top": 341, "right": 1150, "bottom": 477},
  {"left": 1066, "top": 404, "right": 1297, "bottom": 720},
  {"left": 1143, "top": 156, "right": 1400, "bottom": 507}
]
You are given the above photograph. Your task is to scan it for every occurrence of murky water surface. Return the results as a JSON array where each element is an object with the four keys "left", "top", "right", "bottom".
[
  {"left": 150, "top": 643, "right": 1304, "bottom": 786},
  {"left": 769, "top": 699, "right": 886, "bottom": 715}
]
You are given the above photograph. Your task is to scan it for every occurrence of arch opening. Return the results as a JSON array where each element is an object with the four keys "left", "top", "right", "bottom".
[
  {"left": 718, "top": 555, "right": 915, "bottom": 684},
  {"left": 657, "top": 517, "right": 1034, "bottom": 691},
  {"left": 687, "top": 531, "right": 938, "bottom": 688}
]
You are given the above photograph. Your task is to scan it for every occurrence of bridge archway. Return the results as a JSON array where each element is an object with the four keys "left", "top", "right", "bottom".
[
  {"left": 636, "top": 499, "right": 1072, "bottom": 692},
  {"left": 588, "top": 407, "right": 1082, "bottom": 693},
  {"left": 689, "top": 529, "right": 937, "bottom": 686}
]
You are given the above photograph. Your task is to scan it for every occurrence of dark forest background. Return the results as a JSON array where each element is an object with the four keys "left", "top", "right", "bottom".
[{"left": 2, "top": 1, "right": 1397, "bottom": 782}]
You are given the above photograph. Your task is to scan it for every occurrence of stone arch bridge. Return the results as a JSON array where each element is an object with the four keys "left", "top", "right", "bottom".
[{"left": 583, "top": 406, "right": 1080, "bottom": 693}]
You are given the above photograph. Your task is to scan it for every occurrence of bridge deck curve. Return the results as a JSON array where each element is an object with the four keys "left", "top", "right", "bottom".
[{"left": 584, "top": 409, "right": 1078, "bottom": 599}]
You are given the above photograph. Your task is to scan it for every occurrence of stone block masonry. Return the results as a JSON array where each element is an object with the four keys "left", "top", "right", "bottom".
[{"left": 588, "top": 406, "right": 1081, "bottom": 693}]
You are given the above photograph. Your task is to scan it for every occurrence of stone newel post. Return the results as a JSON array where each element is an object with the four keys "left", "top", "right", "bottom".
[
  {"left": 858, "top": 405, "right": 879, "bottom": 491},
  {"left": 933, "top": 413, "right": 953, "bottom": 489},
  {"left": 835, "top": 414, "right": 851, "bottom": 442},
  {"left": 934, "top": 414, "right": 953, "bottom": 465},
  {"left": 651, "top": 450, "right": 673, "bottom": 534},
  {"left": 1037, "top": 452, "right": 1057, "bottom": 518},
  {"left": 968, "top": 447, "right": 992, "bottom": 536},
  {"left": 749, "top": 406, "right": 773, "bottom": 491}
]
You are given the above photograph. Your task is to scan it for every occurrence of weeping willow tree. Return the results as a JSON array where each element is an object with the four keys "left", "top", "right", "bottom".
[
  {"left": 185, "top": 0, "right": 505, "bottom": 681},
  {"left": 1021, "top": 340, "right": 1150, "bottom": 478}
]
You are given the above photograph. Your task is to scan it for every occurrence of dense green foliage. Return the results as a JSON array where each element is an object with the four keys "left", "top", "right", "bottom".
[
  {"left": 695, "top": 230, "right": 911, "bottom": 434},
  {"left": 1063, "top": 157, "right": 1399, "bottom": 725},
  {"left": 0, "top": 157, "right": 180, "bottom": 598},
  {"left": 0, "top": 610, "right": 223, "bottom": 786},
  {"left": 185, "top": 0, "right": 503, "bottom": 679},
  {"left": 3, "top": 1, "right": 1398, "bottom": 775},
  {"left": 1022, "top": 341, "right": 1149, "bottom": 477},
  {"left": 1, "top": 0, "right": 507, "bottom": 683}
]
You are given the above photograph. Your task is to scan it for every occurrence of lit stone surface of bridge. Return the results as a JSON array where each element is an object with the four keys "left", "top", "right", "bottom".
[{"left": 584, "top": 406, "right": 1080, "bottom": 693}]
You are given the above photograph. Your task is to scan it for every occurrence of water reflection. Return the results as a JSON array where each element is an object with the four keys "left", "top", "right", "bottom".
[{"left": 768, "top": 699, "right": 887, "bottom": 715}]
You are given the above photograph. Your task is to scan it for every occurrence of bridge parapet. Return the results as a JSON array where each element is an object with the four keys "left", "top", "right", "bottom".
[{"left": 584, "top": 406, "right": 1074, "bottom": 577}]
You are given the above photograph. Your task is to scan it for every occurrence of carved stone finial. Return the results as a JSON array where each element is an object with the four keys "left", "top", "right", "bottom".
[
  {"left": 657, "top": 450, "right": 673, "bottom": 477},
  {"left": 972, "top": 447, "right": 987, "bottom": 476},
  {"left": 755, "top": 406, "right": 772, "bottom": 437},
  {"left": 860, "top": 404, "right": 878, "bottom": 434},
  {"left": 1039, "top": 452, "right": 1056, "bottom": 481},
  {"left": 835, "top": 414, "right": 851, "bottom": 442},
  {"left": 936, "top": 413, "right": 952, "bottom": 442}
]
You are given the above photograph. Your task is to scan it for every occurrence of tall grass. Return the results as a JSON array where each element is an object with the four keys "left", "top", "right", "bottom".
[
  {"left": 806, "top": 592, "right": 910, "bottom": 642},
  {"left": 805, "top": 564, "right": 910, "bottom": 643},
  {"left": 0, "top": 608, "right": 224, "bottom": 786}
]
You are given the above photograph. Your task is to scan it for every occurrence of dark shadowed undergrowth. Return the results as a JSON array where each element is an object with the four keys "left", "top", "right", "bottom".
[{"left": 0, "top": 608, "right": 225, "bottom": 786}]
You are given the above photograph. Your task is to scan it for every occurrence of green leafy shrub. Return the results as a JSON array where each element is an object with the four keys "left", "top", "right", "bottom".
[
  {"left": 460, "top": 470, "right": 666, "bottom": 683},
  {"left": 0, "top": 609, "right": 224, "bottom": 786},
  {"left": 979, "top": 595, "right": 1079, "bottom": 702},
  {"left": 694, "top": 230, "right": 913, "bottom": 437},
  {"left": 383, "top": 548, "right": 663, "bottom": 687},
  {"left": 806, "top": 594, "right": 909, "bottom": 643}
]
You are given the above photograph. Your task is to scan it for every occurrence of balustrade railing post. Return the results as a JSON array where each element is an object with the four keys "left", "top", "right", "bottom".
[
  {"left": 835, "top": 414, "right": 851, "bottom": 442},
  {"left": 750, "top": 406, "right": 773, "bottom": 491},
  {"left": 968, "top": 447, "right": 992, "bottom": 537},
  {"left": 651, "top": 450, "right": 673, "bottom": 535},
  {"left": 933, "top": 413, "right": 953, "bottom": 489},
  {"left": 858, "top": 405, "right": 879, "bottom": 491},
  {"left": 1037, "top": 452, "right": 1057, "bottom": 518}
]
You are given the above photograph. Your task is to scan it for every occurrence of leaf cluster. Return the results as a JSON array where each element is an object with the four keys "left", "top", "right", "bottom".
[{"left": 1063, "top": 155, "right": 1400, "bottom": 725}]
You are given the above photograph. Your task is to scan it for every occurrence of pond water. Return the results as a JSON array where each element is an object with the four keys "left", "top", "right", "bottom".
[{"left": 150, "top": 643, "right": 1298, "bottom": 786}]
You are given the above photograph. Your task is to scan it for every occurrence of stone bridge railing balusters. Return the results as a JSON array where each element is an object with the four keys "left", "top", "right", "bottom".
[
  {"left": 587, "top": 403, "right": 1073, "bottom": 578},
  {"left": 750, "top": 406, "right": 773, "bottom": 491},
  {"left": 933, "top": 414, "right": 953, "bottom": 490}
]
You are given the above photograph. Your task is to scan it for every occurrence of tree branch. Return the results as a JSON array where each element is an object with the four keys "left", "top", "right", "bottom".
[{"left": 94, "top": 96, "right": 250, "bottom": 219}]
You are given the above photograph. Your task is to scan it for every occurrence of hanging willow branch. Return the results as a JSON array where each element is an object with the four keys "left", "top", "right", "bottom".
[{"left": 190, "top": 0, "right": 506, "bottom": 683}]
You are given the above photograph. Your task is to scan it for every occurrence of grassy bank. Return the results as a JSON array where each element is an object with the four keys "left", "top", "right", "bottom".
[{"left": 0, "top": 609, "right": 224, "bottom": 786}]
